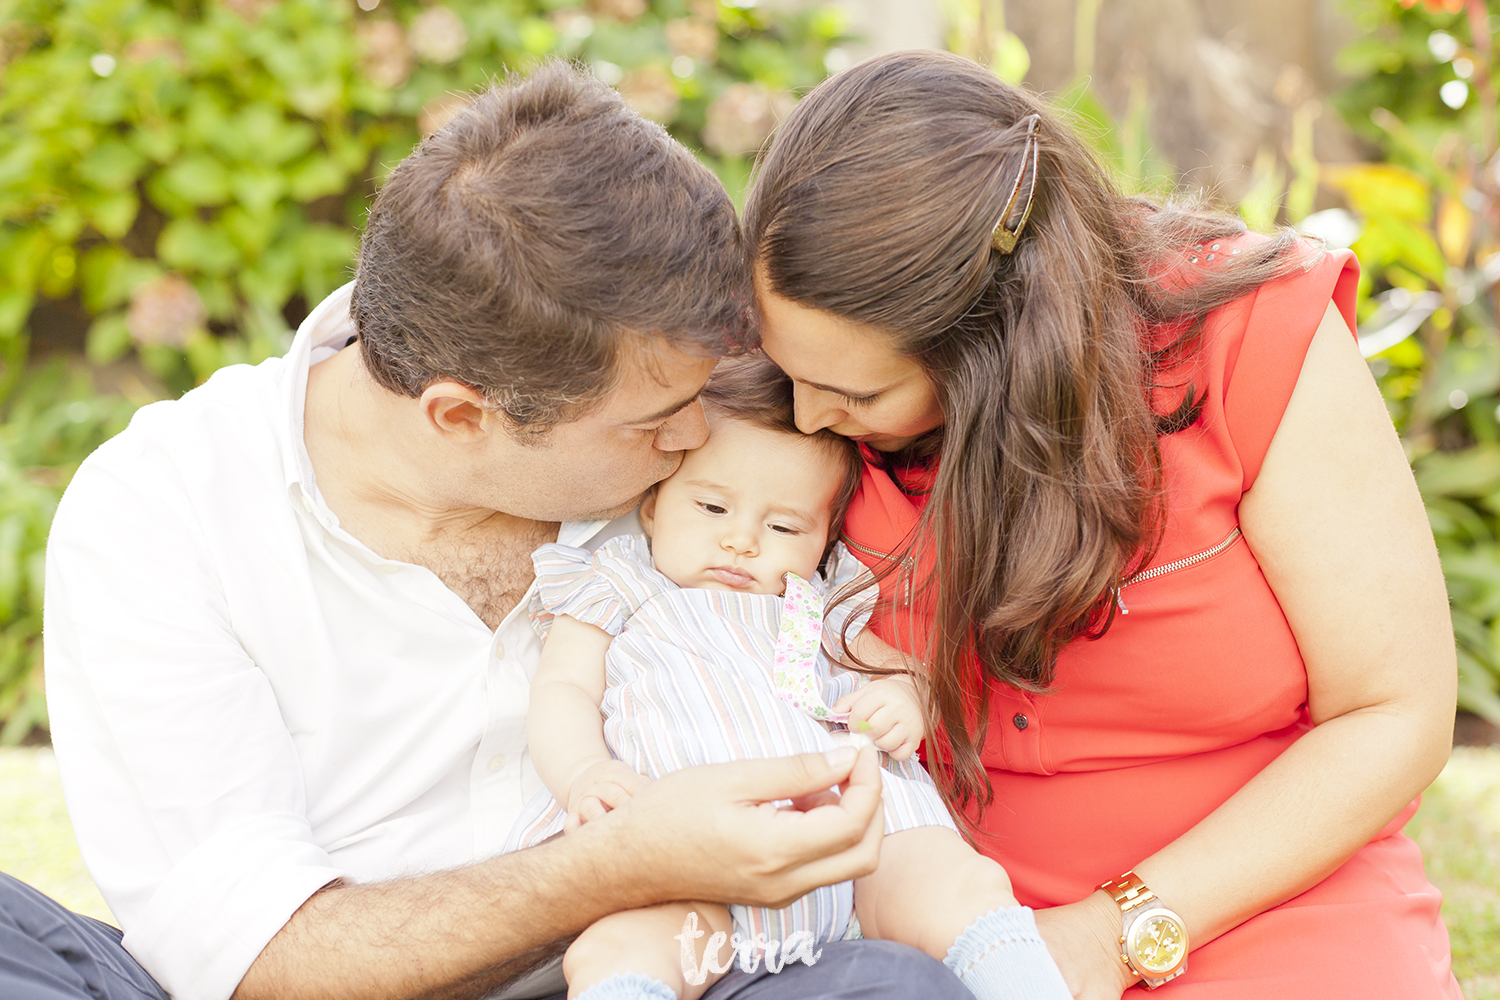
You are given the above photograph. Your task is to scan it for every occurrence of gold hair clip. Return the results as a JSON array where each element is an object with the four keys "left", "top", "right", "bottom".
[{"left": 991, "top": 114, "right": 1041, "bottom": 254}]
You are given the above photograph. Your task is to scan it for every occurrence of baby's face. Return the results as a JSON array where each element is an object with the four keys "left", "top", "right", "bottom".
[{"left": 640, "top": 415, "right": 843, "bottom": 595}]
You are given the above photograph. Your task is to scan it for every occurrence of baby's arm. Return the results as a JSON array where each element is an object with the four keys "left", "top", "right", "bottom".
[
  {"left": 833, "top": 631, "right": 927, "bottom": 760},
  {"left": 529, "top": 614, "right": 647, "bottom": 828}
]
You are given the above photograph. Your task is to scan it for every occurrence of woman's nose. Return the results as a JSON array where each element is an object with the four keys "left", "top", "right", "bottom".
[
  {"left": 653, "top": 398, "right": 709, "bottom": 452},
  {"left": 792, "top": 383, "right": 843, "bottom": 435}
]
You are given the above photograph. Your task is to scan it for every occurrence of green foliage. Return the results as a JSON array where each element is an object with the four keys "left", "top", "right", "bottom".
[
  {"left": 1322, "top": 0, "right": 1500, "bottom": 726},
  {"left": 0, "top": 0, "right": 843, "bottom": 740},
  {"left": 0, "top": 365, "right": 138, "bottom": 743}
]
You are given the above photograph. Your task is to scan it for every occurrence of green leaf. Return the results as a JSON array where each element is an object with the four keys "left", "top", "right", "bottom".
[
  {"left": 76, "top": 139, "right": 147, "bottom": 190},
  {"left": 0, "top": 514, "right": 23, "bottom": 622},
  {"left": 1414, "top": 445, "right": 1500, "bottom": 499},
  {"left": 286, "top": 156, "right": 347, "bottom": 202},
  {"left": 83, "top": 190, "right": 140, "bottom": 239},
  {"left": 158, "top": 217, "right": 240, "bottom": 275},
  {"left": 991, "top": 31, "right": 1031, "bottom": 86},
  {"left": 0, "top": 291, "right": 34, "bottom": 340},
  {"left": 78, "top": 246, "right": 160, "bottom": 312},
  {"left": 230, "top": 167, "right": 285, "bottom": 215},
  {"left": 85, "top": 312, "right": 132, "bottom": 366},
  {"left": 154, "top": 153, "right": 232, "bottom": 207},
  {"left": 1322, "top": 163, "right": 1430, "bottom": 222}
]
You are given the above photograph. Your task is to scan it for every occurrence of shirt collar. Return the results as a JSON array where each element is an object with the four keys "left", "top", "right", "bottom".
[{"left": 280, "top": 282, "right": 611, "bottom": 549}]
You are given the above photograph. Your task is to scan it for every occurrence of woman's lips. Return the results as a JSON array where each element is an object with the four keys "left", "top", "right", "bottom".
[{"left": 707, "top": 566, "right": 755, "bottom": 588}]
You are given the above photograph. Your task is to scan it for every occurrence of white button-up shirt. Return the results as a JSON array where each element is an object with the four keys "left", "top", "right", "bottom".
[{"left": 44, "top": 284, "right": 633, "bottom": 1000}]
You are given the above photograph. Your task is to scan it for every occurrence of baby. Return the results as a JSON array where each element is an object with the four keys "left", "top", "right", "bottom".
[{"left": 506, "top": 358, "right": 1069, "bottom": 1000}]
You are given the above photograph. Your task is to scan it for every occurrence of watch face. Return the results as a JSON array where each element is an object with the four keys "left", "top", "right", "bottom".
[{"left": 1127, "top": 910, "right": 1187, "bottom": 976}]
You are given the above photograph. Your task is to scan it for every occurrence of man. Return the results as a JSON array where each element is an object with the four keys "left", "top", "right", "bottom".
[{"left": 9, "top": 63, "right": 971, "bottom": 1000}]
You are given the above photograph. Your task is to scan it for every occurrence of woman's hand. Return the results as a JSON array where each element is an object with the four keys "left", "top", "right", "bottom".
[
  {"left": 1033, "top": 891, "right": 1137, "bottom": 1000},
  {"left": 564, "top": 758, "right": 650, "bottom": 831},
  {"left": 834, "top": 674, "right": 925, "bottom": 759}
]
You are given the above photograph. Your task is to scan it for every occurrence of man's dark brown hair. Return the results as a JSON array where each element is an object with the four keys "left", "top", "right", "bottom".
[{"left": 352, "top": 61, "right": 755, "bottom": 431}]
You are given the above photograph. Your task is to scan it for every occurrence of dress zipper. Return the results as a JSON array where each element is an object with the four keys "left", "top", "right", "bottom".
[
  {"left": 1113, "top": 526, "right": 1243, "bottom": 615},
  {"left": 839, "top": 535, "right": 917, "bottom": 605}
]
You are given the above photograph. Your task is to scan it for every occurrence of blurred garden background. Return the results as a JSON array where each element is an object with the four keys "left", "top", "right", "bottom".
[{"left": 0, "top": 0, "right": 1497, "bottom": 992}]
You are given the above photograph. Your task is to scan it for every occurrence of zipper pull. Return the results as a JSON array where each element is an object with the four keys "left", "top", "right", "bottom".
[{"left": 1114, "top": 587, "right": 1129, "bottom": 615}]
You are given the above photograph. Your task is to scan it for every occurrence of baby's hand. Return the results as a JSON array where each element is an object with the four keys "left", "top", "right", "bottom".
[
  {"left": 833, "top": 674, "right": 926, "bottom": 761},
  {"left": 564, "top": 759, "right": 649, "bottom": 832}
]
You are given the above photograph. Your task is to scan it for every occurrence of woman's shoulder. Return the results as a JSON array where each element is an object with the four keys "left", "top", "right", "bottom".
[{"left": 1209, "top": 239, "right": 1360, "bottom": 489}]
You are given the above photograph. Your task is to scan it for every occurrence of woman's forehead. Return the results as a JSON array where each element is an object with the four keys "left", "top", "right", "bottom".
[{"left": 757, "top": 286, "right": 907, "bottom": 385}]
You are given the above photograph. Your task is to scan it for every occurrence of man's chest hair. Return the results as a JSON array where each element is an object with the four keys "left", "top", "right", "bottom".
[{"left": 387, "top": 517, "right": 557, "bottom": 631}]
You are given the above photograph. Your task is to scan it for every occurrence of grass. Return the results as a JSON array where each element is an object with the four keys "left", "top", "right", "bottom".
[
  {"left": 1408, "top": 746, "right": 1500, "bottom": 999},
  {"left": 0, "top": 747, "right": 113, "bottom": 922},
  {"left": 0, "top": 746, "right": 1497, "bottom": 993}
]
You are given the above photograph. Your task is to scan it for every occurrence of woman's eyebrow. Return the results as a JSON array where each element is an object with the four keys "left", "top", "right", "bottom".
[{"left": 803, "top": 378, "right": 890, "bottom": 397}]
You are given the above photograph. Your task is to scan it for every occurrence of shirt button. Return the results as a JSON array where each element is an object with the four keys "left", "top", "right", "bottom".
[
  {"left": 487, "top": 754, "right": 506, "bottom": 772},
  {"left": 492, "top": 639, "right": 506, "bottom": 659},
  {"left": 1012, "top": 714, "right": 1029, "bottom": 731}
]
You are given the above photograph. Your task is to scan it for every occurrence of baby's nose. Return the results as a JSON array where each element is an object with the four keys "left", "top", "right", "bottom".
[{"left": 721, "top": 526, "right": 758, "bottom": 555}]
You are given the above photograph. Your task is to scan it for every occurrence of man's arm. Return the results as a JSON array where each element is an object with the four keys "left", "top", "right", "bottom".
[{"left": 234, "top": 746, "right": 886, "bottom": 1000}]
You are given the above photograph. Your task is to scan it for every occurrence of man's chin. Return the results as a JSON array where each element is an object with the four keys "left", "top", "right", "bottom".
[{"left": 576, "top": 494, "right": 649, "bottom": 522}]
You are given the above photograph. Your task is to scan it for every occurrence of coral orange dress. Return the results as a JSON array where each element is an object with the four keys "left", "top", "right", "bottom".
[{"left": 840, "top": 239, "right": 1463, "bottom": 998}]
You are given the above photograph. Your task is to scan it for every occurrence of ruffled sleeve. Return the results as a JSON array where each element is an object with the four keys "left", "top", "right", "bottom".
[
  {"left": 1220, "top": 243, "right": 1360, "bottom": 490},
  {"left": 528, "top": 535, "right": 664, "bottom": 639}
]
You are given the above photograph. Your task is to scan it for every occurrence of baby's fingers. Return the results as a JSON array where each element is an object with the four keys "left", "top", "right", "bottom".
[
  {"left": 589, "top": 780, "right": 635, "bottom": 812},
  {"left": 575, "top": 794, "right": 609, "bottom": 826}
]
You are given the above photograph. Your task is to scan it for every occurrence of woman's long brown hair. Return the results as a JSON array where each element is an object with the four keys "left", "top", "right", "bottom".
[{"left": 744, "top": 50, "right": 1314, "bottom": 812}]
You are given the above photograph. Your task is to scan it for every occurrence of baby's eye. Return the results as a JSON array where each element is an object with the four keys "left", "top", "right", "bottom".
[
  {"left": 769, "top": 524, "right": 800, "bottom": 535},
  {"left": 697, "top": 502, "right": 728, "bottom": 515}
]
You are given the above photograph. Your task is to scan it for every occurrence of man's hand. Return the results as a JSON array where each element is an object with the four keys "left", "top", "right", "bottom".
[
  {"left": 834, "top": 675, "right": 926, "bottom": 760},
  {"left": 564, "top": 759, "right": 649, "bottom": 832},
  {"left": 583, "top": 745, "right": 886, "bottom": 910}
]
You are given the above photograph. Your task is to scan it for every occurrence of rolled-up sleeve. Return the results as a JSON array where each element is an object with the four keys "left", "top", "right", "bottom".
[{"left": 44, "top": 443, "right": 345, "bottom": 1000}]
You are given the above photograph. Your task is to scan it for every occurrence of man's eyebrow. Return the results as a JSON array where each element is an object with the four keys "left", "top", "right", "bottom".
[{"left": 630, "top": 392, "right": 700, "bottom": 425}]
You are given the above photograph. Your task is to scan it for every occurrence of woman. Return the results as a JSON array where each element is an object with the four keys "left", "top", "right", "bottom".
[{"left": 745, "top": 50, "right": 1460, "bottom": 998}]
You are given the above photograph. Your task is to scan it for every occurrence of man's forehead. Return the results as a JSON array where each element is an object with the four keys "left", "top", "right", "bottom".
[{"left": 603, "top": 336, "right": 718, "bottom": 418}]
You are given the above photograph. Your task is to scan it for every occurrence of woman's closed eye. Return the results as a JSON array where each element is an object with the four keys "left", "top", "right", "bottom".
[{"left": 838, "top": 391, "right": 881, "bottom": 407}]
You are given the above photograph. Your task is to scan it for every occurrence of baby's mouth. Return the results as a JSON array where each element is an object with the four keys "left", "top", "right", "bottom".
[{"left": 707, "top": 566, "right": 756, "bottom": 588}]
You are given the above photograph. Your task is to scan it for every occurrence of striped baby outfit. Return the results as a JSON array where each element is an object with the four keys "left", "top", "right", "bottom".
[{"left": 503, "top": 534, "right": 956, "bottom": 949}]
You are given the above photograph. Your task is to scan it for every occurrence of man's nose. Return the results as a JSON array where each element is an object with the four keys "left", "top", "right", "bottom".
[
  {"left": 653, "top": 398, "right": 709, "bottom": 452},
  {"left": 793, "top": 383, "right": 843, "bottom": 435}
]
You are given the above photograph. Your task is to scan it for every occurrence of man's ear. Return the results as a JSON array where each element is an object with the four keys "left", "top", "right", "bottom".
[
  {"left": 420, "top": 381, "right": 494, "bottom": 443},
  {"left": 638, "top": 487, "right": 659, "bottom": 537}
]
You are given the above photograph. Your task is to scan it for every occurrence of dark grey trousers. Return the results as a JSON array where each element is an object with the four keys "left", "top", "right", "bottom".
[{"left": 0, "top": 872, "right": 970, "bottom": 1000}]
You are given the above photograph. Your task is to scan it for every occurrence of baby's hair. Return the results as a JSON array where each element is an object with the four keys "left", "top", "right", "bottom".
[{"left": 699, "top": 353, "right": 863, "bottom": 551}]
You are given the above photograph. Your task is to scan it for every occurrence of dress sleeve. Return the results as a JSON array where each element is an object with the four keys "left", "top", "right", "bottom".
[
  {"left": 529, "top": 536, "right": 658, "bottom": 639},
  {"left": 1221, "top": 245, "right": 1360, "bottom": 491}
]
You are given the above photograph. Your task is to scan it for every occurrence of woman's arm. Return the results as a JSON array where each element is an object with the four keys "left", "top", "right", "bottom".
[{"left": 1036, "top": 302, "right": 1457, "bottom": 998}]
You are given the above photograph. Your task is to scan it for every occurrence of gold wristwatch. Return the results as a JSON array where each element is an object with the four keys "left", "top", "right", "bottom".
[{"left": 1099, "top": 872, "right": 1188, "bottom": 989}]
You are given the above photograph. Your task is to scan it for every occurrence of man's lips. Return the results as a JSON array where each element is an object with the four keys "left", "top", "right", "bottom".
[{"left": 707, "top": 566, "right": 755, "bottom": 588}]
